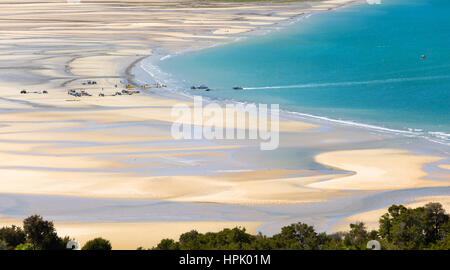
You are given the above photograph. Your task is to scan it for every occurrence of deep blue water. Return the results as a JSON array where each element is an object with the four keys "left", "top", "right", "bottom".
[{"left": 154, "top": 0, "right": 450, "bottom": 144}]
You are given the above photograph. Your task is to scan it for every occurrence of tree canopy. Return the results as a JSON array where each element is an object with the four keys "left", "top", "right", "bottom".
[
  {"left": 152, "top": 202, "right": 450, "bottom": 250},
  {"left": 0, "top": 202, "right": 448, "bottom": 250},
  {"left": 82, "top": 238, "right": 112, "bottom": 250}
]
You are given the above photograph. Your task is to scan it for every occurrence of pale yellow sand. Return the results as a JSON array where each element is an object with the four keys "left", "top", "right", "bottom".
[
  {"left": 0, "top": 166, "right": 344, "bottom": 203},
  {"left": 307, "top": 149, "right": 448, "bottom": 191},
  {"left": 0, "top": 0, "right": 445, "bottom": 208},
  {"left": 0, "top": 219, "right": 262, "bottom": 250},
  {"left": 0, "top": 97, "right": 317, "bottom": 135},
  {"left": 439, "top": 164, "right": 450, "bottom": 170},
  {"left": 333, "top": 196, "right": 450, "bottom": 232},
  {"left": 315, "top": 5, "right": 342, "bottom": 9},
  {"left": 139, "top": 31, "right": 228, "bottom": 40},
  {"left": 0, "top": 97, "right": 444, "bottom": 205},
  {"left": 324, "top": 0, "right": 358, "bottom": 4},
  {"left": 213, "top": 28, "right": 254, "bottom": 35},
  {"left": 0, "top": 84, "right": 318, "bottom": 204}
]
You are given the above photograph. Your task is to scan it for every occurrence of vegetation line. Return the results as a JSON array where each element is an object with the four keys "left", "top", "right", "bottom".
[{"left": 0, "top": 202, "right": 448, "bottom": 250}]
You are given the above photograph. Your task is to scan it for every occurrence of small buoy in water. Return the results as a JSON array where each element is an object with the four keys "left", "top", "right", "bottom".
[{"left": 421, "top": 55, "right": 426, "bottom": 60}]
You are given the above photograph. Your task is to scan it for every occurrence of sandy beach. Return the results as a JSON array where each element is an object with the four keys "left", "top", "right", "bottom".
[
  {"left": 0, "top": 0, "right": 449, "bottom": 249},
  {"left": 308, "top": 149, "right": 446, "bottom": 191}
]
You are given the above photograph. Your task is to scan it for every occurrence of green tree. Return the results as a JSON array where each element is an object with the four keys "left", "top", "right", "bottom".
[
  {"left": 424, "top": 203, "right": 449, "bottom": 243},
  {"left": 0, "top": 225, "right": 26, "bottom": 249},
  {"left": 0, "top": 240, "right": 7, "bottom": 250},
  {"left": 378, "top": 203, "right": 449, "bottom": 249},
  {"left": 23, "top": 215, "right": 65, "bottom": 250},
  {"left": 344, "top": 222, "right": 369, "bottom": 250},
  {"left": 179, "top": 230, "right": 200, "bottom": 249},
  {"left": 154, "top": 238, "right": 178, "bottom": 250},
  {"left": 14, "top": 243, "right": 34, "bottom": 250},
  {"left": 81, "top": 237, "right": 112, "bottom": 250},
  {"left": 322, "top": 232, "right": 346, "bottom": 250},
  {"left": 378, "top": 204, "right": 407, "bottom": 241},
  {"left": 213, "top": 227, "right": 254, "bottom": 250},
  {"left": 430, "top": 234, "right": 450, "bottom": 250},
  {"left": 251, "top": 233, "right": 275, "bottom": 250},
  {"left": 391, "top": 207, "right": 427, "bottom": 249},
  {"left": 272, "top": 222, "right": 322, "bottom": 249},
  {"left": 368, "top": 230, "right": 379, "bottom": 240}
]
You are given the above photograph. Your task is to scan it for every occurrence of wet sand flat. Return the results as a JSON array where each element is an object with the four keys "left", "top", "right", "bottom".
[{"left": 0, "top": 0, "right": 448, "bottom": 249}]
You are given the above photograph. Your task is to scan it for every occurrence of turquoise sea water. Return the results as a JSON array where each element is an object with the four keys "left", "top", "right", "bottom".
[{"left": 153, "top": 0, "right": 450, "bottom": 144}]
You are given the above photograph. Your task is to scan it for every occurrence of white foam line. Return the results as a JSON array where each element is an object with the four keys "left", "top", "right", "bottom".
[
  {"left": 285, "top": 110, "right": 450, "bottom": 146},
  {"left": 286, "top": 110, "right": 417, "bottom": 135},
  {"left": 244, "top": 75, "right": 450, "bottom": 90},
  {"left": 159, "top": 54, "right": 172, "bottom": 61}
]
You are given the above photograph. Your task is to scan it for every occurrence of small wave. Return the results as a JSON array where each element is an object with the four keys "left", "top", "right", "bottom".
[
  {"left": 244, "top": 75, "right": 450, "bottom": 90},
  {"left": 428, "top": 131, "right": 450, "bottom": 141},
  {"left": 160, "top": 55, "right": 172, "bottom": 61},
  {"left": 286, "top": 110, "right": 418, "bottom": 135},
  {"left": 285, "top": 110, "right": 450, "bottom": 146}
]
